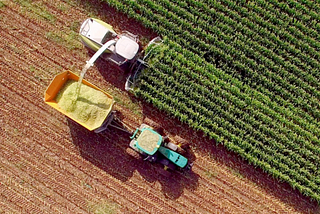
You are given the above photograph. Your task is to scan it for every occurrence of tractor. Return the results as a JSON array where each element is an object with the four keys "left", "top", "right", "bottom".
[{"left": 127, "top": 122, "right": 192, "bottom": 176}]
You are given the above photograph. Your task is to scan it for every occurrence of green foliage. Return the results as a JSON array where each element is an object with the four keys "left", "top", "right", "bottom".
[
  {"left": 0, "top": 1, "right": 6, "bottom": 8},
  {"left": 87, "top": 200, "right": 119, "bottom": 214},
  {"left": 107, "top": 0, "right": 320, "bottom": 203},
  {"left": 13, "top": 0, "right": 56, "bottom": 23}
]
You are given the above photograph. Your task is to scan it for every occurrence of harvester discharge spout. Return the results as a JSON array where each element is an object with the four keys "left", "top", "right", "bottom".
[{"left": 86, "top": 39, "right": 116, "bottom": 67}]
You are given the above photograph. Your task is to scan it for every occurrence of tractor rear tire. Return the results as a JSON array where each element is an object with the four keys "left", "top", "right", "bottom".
[
  {"left": 158, "top": 167, "right": 172, "bottom": 177},
  {"left": 167, "top": 162, "right": 176, "bottom": 171},
  {"left": 143, "top": 117, "right": 164, "bottom": 135},
  {"left": 126, "top": 148, "right": 141, "bottom": 160}
]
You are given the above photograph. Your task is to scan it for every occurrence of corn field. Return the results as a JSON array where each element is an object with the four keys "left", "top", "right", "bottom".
[{"left": 105, "top": 0, "right": 320, "bottom": 202}]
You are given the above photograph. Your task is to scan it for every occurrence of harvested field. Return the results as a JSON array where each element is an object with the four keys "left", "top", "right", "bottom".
[{"left": 0, "top": 0, "right": 319, "bottom": 213}]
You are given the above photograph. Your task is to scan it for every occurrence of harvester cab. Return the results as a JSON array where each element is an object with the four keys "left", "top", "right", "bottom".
[
  {"left": 128, "top": 124, "right": 192, "bottom": 175},
  {"left": 79, "top": 18, "right": 163, "bottom": 91},
  {"left": 79, "top": 18, "right": 140, "bottom": 71}
]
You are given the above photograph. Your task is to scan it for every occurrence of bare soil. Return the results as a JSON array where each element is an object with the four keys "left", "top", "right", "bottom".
[{"left": 0, "top": 0, "right": 319, "bottom": 213}]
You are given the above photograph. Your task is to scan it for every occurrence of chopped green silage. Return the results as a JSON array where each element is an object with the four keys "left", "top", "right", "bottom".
[
  {"left": 137, "top": 129, "right": 160, "bottom": 153},
  {"left": 56, "top": 80, "right": 112, "bottom": 129}
]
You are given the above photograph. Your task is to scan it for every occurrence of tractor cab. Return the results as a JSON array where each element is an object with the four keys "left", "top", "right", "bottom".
[{"left": 130, "top": 127, "right": 162, "bottom": 156}]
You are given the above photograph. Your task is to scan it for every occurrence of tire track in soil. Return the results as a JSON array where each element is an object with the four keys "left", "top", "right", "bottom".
[
  {"left": 0, "top": 169, "right": 59, "bottom": 214},
  {"left": 0, "top": 193, "right": 22, "bottom": 214}
]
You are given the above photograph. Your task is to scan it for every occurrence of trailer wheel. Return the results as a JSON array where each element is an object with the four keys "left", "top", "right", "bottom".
[{"left": 126, "top": 148, "right": 141, "bottom": 160}]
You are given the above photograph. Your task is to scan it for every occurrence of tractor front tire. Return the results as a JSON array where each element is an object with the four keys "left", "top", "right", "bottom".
[{"left": 173, "top": 135, "right": 190, "bottom": 150}]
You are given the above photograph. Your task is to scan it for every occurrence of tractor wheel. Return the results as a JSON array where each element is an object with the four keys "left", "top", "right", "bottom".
[
  {"left": 165, "top": 142, "right": 178, "bottom": 151},
  {"left": 167, "top": 162, "right": 177, "bottom": 171},
  {"left": 126, "top": 147, "right": 141, "bottom": 160},
  {"left": 176, "top": 145, "right": 186, "bottom": 154},
  {"left": 143, "top": 117, "right": 164, "bottom": 135},
  {"left": 159, "top": 158, "right": 176, "bottom": 171},
  {"left": 173, "top": 135, "right": 190, "bottom": 150},
  {"left": 158, "top": 166, "right": 172, "bottom": 177}
]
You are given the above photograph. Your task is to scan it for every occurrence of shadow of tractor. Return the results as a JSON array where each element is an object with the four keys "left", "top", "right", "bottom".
[{"left": 68, "top": 117, "right": 199, "bottom": 199}]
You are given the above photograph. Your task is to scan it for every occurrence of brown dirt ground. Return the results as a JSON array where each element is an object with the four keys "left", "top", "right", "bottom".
[{"left": 0, "top": 0, "right": 319, "bottom": 213}]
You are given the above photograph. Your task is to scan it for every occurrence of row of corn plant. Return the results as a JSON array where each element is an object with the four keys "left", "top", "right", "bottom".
[
  {"left": 137, "top": 65, "right": 320, "bottom": 197},
  {"left": 142, "top": 42, "right": 320, "bottom": 184},
  {"left": 105, "top": 0, "right": 320, "bottom": 202},
  {"left": 120, "top": 0, "right": 320, "bottom": 122},
  {"left": 156, "top": 45, "right": 320, "bottom": 168}
]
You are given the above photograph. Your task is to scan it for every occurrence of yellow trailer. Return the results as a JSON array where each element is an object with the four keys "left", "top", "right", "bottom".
[{"left": 44, "top": 70, "right": 114, "bottom": 132}]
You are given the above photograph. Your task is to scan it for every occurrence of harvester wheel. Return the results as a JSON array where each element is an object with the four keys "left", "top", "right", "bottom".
[
  {"left": 126, "top": 148, "right": 141, "bottom": 160},
  {"left": 173, "top": 135, "right": 190, "bottom": 150}
]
